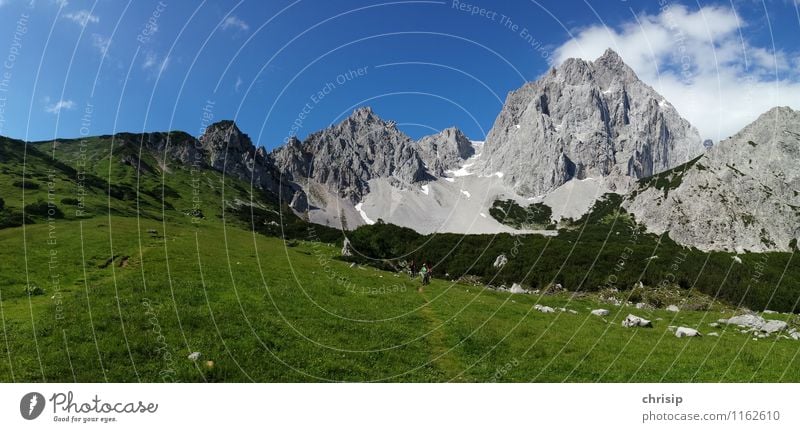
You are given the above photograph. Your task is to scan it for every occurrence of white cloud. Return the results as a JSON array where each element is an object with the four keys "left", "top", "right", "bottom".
[
  {"left": 63, "top": 10, "right": 99, "bottom": 27},
  {"left": 45, "top": 99, "right": 75, "bottom": 114},
  {"left": 91, "top": 34, "right": 110, "bottom": 55},
  {"left": 142, "top": 51, "right": 169, "bottom": 75},
  {"left": 552, "top": 4, "right": 800, "bottom": 142},
  {"left": 222, "top": 15, "right": 249, "bottom": 32},
  {"left": 235, "top": 76, "right": 243, "bottom": 93}
]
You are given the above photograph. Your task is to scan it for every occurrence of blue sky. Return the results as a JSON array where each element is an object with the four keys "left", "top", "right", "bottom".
[{"left": 0, "top": 0, "right": 798, "bottom": 148}]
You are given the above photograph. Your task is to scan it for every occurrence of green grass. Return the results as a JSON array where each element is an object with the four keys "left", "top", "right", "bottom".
[{"left": 1, "top": 217, "right": 799, "bottom": 383}]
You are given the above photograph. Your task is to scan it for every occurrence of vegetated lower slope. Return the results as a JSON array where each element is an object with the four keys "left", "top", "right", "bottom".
[
  {"left": 2, "top": 217, "right": 800, "bottom": 383},
  {"left": 0, "top": 134, "right": 340, "bottom": 242},
  {"left": 348, "top": 194, "right": 800, "bottom": 313}
]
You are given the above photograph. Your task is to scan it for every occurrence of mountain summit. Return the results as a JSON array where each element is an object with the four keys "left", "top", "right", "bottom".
[{"left": 478, "top": 49, "right": 704, "bottom": 197}]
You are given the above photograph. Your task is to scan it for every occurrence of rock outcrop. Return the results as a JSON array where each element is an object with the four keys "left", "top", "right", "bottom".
[
  {"left": 479, "top": 49, "right": 704, "bottom": 197},
  {"left": 198, "top": 120, "right": 302, "bottom": 206},
  {"left": 624, "top": 106, "right": 800, "bottom": 252},
  {"left": 415, "top": 127, "right": 475, "bottom": 177},
  {"left": 271, "top": 107, "right": 433, "bottom": 203}
]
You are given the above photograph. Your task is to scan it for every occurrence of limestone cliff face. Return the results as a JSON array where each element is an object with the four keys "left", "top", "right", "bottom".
[
  {"left": 415, "top": 127, "right": 475, "bottom": 177},
  {"left": 480, "top": 49, "right": 704, "bottom": 196},
  {"left": 271, "top": 107, "right": 438, "bottom": 203},
  {"left": 624, "top": 107, "right": 800, "bottom": 252},
  {"left": 197, "top": 120, "right": 301, "bottom": 207}
]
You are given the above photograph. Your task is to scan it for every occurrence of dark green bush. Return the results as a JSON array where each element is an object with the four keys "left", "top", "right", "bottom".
[{"left": 24, "top": 200, "right": 64, "bottom": 219}]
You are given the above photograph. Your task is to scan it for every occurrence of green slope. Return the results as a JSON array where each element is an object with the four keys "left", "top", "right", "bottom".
[{"left": 1, "top": 217, "right": 799, "bottom": 382}]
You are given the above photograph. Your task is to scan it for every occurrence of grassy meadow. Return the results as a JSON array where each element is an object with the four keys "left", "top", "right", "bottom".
[{"left": 1, "top": 216, "right": 799, "bottom": 382}]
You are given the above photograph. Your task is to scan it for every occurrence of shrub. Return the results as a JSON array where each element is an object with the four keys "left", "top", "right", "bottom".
[
  {"left": 24, "top": 284, "right": 45, "bottom": 296},
  {"left": 24, "top": 200, "right": 64, "bottom": 219},
  {"left": 12, "top": 180, "right": 39, "bottom": 190}
]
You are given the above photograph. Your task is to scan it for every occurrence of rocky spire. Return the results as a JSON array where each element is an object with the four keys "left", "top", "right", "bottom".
[
  {"left": 271, "top": 107, "right": 431, "bottom": 203},
  {"left": 479, "top": 48, "right": 704, "bottom": 196}
]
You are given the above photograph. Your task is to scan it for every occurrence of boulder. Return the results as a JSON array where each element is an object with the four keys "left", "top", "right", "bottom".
[
  {"left": 666, "top": 305, "right": 680, "bottom": 312},
  {"left": 493, "top": 254, "right": 508, "bottom": 268},
  {"left": 188, "top": 351, "right": 201, "bottom": 361},
  {"left": 708, "top": 332, "right": 719, "bottom": 337},
  {"left": 789, "top": 330, "right": 800, "bottom": 341},
  {"left": 509, "top": 283, "right": 526, "bottom": 294},
  {"left": 762, "top": 320, "right": 788, "bottom": 334},
  {"left": 534, "top": 304, "right": 555, "bottom": 313},
  {"left": 591, "top": 309, "right": 609, "bottom": 317},
  {"left": 341, "top": 237, "right": 353, "bottom": 257},
  {"left": 675, "top": 327, "right": 701, "bottom": 338},
  {"left": 622, "top": 314, "right": 652, "bottom": 328},
  {"left": 722, "top": 314, "right": 766, "bottom": 330}
]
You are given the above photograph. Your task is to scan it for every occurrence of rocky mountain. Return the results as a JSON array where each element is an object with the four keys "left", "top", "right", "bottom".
[
  {"left": 196, "top": 120, "right": 301, "bottom": 205},
  {"left": 415, "top": 127, "right": 475, "bottom": 177},
  {"left": 624, "top": 106, "right": 800, "bottom": 252},
  {"left": 271, "top": 107, "right": 432, "bottom": 203},
  {"left": 478, "top": 49, "right": 705, "bottom": 197}
]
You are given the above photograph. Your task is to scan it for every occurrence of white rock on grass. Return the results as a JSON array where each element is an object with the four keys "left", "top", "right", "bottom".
[
  {"left": 622, "top": 314, "right": 652, "bottom": 328},
  {"left": 708, "top": 332, "right": 719, "bottom": 337},
  {"left": 188, "top": 352, "right": 201, "bottom": 361},
  {"left": 509, "top": 283, "right": 526, "bottom": 294},
  {"left": 789, "top": 331, "right": 800, "bottom": 341},
  {"left": 761, "top": 320, "right": 788, "bottom": 334},
  {"left": 591, "top": 309, "right": 609, "bottom": 317},
  {"left": 675, "top": 327, "right": 701, "bottom": 338},
  {"left": 722, "top": 314, "right": 766, "bottom": 329},
  {"left": 666, "top": 305, "right": 680, "bottom": 312},
  {"left": 534, "top": 304, "right": 555, "bottom": 313},
  {"left": 493, "top": 254, "right": 508, "bottom": 268}
]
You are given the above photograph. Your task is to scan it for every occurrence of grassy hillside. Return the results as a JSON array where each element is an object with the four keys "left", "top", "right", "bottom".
[{"left": 1, "top": 216, "right": 800, "bottom": 383}]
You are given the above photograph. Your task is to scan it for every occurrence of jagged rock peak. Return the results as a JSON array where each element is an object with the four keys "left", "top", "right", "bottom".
[
  {"left": 199, "top": 120, "right": 253, "bottom": 154},
  {"left": 595, "top": 48, "right": 629, "bottom": 71},
  {"left": 272, "top": 107, "right": 429, "bottom": 203},
  {"left": 479, "top": 48, "right": 704, "bottom": 196},
  {"left": 415, "top": 127, "right": 475, "bottom": 176}
]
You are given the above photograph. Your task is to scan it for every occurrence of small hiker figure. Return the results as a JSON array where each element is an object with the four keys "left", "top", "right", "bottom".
[
  {"left": 409, "top": 260, "right": 417, "bottom": 278},
  {"left": 418, "top": 262, "right": 429, "bottom": 292}
]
